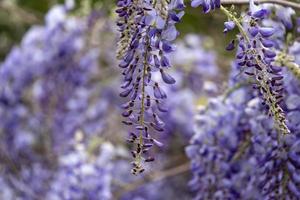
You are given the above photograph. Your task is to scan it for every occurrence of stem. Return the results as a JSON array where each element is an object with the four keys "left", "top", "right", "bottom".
[
  {"left": 134, "top": 35, "right": 149, "bottom": 170},
  {"left": 221, "top": 0, "right": 300, "bottom": 10},
  {"left": 114, "top": 162, "right": 190, "bottom": 199},
  {"left": 0, "top": 1, "right": 41, "bottom": 24},
  {"left": 277, "top": 52, "right": 300, "bottom": 80},
  {"left": 231, "top": 132, "right": 252, "bottom": 162},
  {"left": 0, "top": 150, "right": 19, "bottom": 173},
  {"left": 140, "top": 44, "right": 147, "bottom": 129},
  {"left": 222, "top": 81, "right": 255, "bottom": 102},
  {"left": 285, "top": 61, "right": 300, "bottom": 78},
  {"left": 220, "top": 6, "right": 250, "bottom": 43}
]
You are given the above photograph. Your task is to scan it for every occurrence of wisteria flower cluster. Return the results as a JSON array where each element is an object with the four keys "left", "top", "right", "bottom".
[
  {"left": 114, "top": 0, "right": 300, "bottom": 198},
  {"left": 187, "top": 58, "right": 300, "bottom": 199},
  {"left": 2, "top": 0, "right": 300, "bottom": 199},
  {"left": 116, "top": 0, "right": 185, "bottom": 174},
  {"left": 223, "top": 1, "right": 290, "bottom": 135},
  {"left": 0, "top": 4, "right": 117, "bottom": 199},
  {"left": 116, "top": 0, "right": 299, "bottom": 175},
  {"left": 186, "top": 2, "right": 300, "bottom": 198}
]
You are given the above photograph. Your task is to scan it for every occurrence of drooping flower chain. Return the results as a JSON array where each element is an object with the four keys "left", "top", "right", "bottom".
[
  {"left": 222, "top": 6, "right": 290, "bottom": 135},
  {"left": 116, "top": 0, "right": 184, "bottom": 174},
  {"left": 192, "top": 0, "right": 290, "bottom": 135}
]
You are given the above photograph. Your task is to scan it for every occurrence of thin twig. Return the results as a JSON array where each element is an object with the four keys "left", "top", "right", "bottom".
[
  {"left": 0, "top": 1, "right": 42, "bottom": 24},
  {"left": 0, "top": 149, "right": 20, "bottom": 173},
  {"left": 221, "top": 0, "right": 300, "bottom": 10},
  {"left": 277, "top": 52, "right": 300, "bottom": 80},
  {"left": 113, "top": 162, "right": 190, "bottom": 199},
  {"left": 222, "top": 80, "right": 254, "bottom": 102}
]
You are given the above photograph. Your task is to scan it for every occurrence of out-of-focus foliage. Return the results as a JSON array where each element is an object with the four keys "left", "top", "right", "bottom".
[
  {"left": 1, "top": 0, "right": 300, "bottom": 199},
  {"left": 0, "top": 0, "right": 112, "bottom": 60},
  {"left": 0, "top": 0, "right": 233, "bottom": 62}
]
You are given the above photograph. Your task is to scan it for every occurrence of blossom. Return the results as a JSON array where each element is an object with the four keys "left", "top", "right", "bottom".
[
  {"left": 191, "top": 0, "right": 220, "bottom": 13},
  {"left": 116, "top": 0, "right": 185, "bottom": 174},
  {"left": 187, "top": 75, "right": 300, "bottom": 198},
  {"left": 186, "top": 89, "right": 261, "bottom": 199},
  {"left": 46, "top": 137, "right": 114, "bottom": 200},
  {"left": 223, "top": 1, "right": 290, "bottom": 135},
  {"left": 224, "top": 21, "right": 235, "bottom": 33},
  {"left": 0, "top": 4, "right": 117, "bottom": 199},
  {"left": 187, "top": 24, "right": 300, "bottom": 199}
]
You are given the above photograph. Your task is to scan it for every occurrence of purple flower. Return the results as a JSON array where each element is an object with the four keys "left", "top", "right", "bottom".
[
  {"left": 187, "top": 66, "right": 300, "bottom": 198},
  {"left": 191, "top": 0, "right": 220, "bottom": 13},
  {"left": 224, "top": 21, "right": 235, "bottom": 33},
  {"left": 226, "top": 40, "right": 235, "bottom": 51},
  {"left": 275, "top": 6, "right": 295, "bottom": 30},
  {"left": 187, "top": 15, "right": 300, "bottom": 197},
  {"left": 225, "top": 4, "right": 290, "bottom": 135},
  {"left": 252, "top": 8, "right": 268, "bottom": 19},
  {"left": 160, "top": 69, "right": 176, "bottom": 84},
  {"left": 186, "top": 90, "right": 261, "bottom": 199},
  {"left": 0, "top": 4, "right": 117, "bottom": 199},
  {"left": 259, "top": 27, "right": 275, "bottom": 37},
  {"left": 46, "top": 141, "right": 114, "bottom": 200},
  {"left": 116, "top": 0, "right": 184, "bottom": 174}
]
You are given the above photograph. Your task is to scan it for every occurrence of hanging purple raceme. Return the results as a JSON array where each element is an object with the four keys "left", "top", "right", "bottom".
[
  {"left": 186, "top": 2, "right": 300, "bottom": 197},
  {"left": 193, "top": 0, "right": 290, "bottom": 135},
  {"left": 223, "top": 5, "right": 290, "bottom": 135},
  {"left": 116, "top": 0, "right": 184, "bottom": 174}
]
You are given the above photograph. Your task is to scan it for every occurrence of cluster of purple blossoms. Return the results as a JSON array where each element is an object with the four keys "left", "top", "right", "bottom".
[
  {"left": 107, "top": 34, "right": 220, "bottom": 199},
  {"left": 225, "top": 2, "right": 290, "bottom": 135},
  {"left": 187, "top": 60, "right": 300, "bottom": 199},
  {"left": 46, "top": 134, "right": 114, "bottom": 200},
  {"left": 0, "top": 4, "right": 102, "bottom": 156},
  {"left": 193, "top": 0, "right": 291, "bottom": 134},
  {"left": 261, "top": 4, "right": 295, "bottom": 44},
  {"left": 186, "top": 89, "right": 260, "bottom": 199},
  {"left": 186, "top": 4, "right": 300, "bottom": 197},
  {"left": 170, "top": 34, "right": 220, "bottom": 95},
  {"left": 116, "top": 0, "right": 185, "bottom": 174},
  {"left": 0, "top": 4, "right": 116, "bottom": 199}
]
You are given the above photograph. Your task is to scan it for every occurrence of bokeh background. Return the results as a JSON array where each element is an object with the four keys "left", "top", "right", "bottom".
[{"left": 0, "top": 0, "right": 299, "bottom": 200}]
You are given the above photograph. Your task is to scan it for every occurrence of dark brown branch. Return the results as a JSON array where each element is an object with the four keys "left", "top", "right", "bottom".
[{"left": 221, "top": 0, "right": 300, "bottom": 10}]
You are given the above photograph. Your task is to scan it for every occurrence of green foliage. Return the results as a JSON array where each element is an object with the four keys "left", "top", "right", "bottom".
[{"left": 0, "top": 0, "right": 118, "bottom": 61}]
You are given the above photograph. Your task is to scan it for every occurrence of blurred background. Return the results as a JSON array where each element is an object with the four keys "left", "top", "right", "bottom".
[
  {"left": 0, "top": 0, "right": 235, "bottom": 60},
  {"left": 0, "top": 0, "right": 298, "bottom": 200}
]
